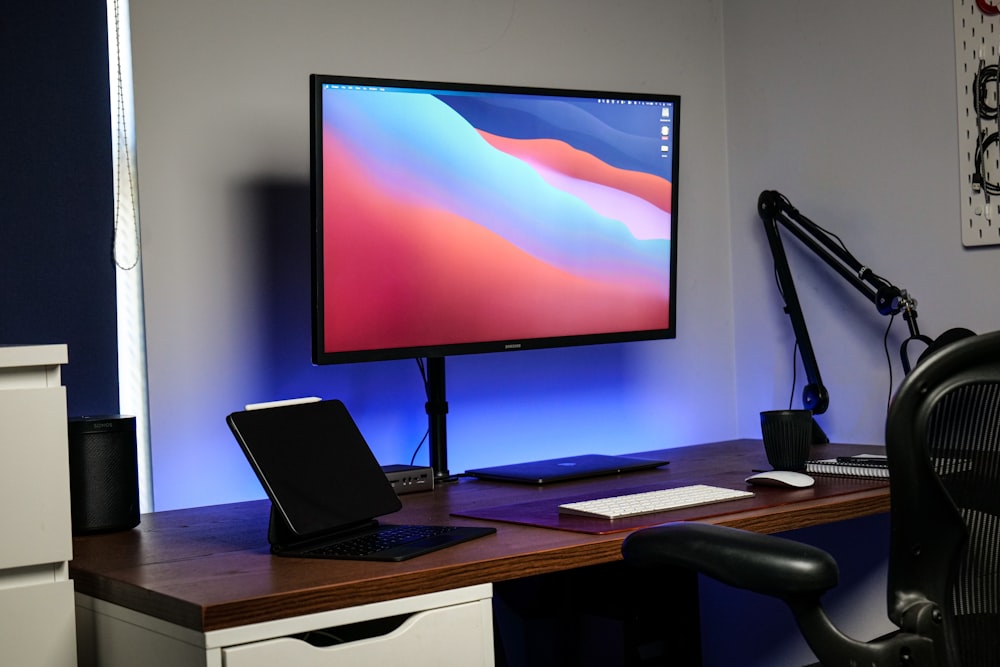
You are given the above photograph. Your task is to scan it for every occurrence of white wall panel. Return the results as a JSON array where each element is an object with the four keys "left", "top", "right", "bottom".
[{"left": 129, "top": 0, "right": 735, "bottom": 511}]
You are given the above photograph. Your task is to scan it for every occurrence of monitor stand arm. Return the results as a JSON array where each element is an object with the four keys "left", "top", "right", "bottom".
[
  {"left": 757, "top": 190, "right": 931, "bottom": 443},
  {"left": 425, "top": 356, "right": 453, "bottom": 483}
]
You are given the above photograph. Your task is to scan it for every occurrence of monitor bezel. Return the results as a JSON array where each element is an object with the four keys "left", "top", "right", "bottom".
[{"left": 310, "top": 73, "right": 679, "bottom": 366}]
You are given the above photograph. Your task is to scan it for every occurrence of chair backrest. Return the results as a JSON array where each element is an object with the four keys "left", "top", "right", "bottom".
[{"left": 885, "top": 329, "right": 1000, "bottom": 666}]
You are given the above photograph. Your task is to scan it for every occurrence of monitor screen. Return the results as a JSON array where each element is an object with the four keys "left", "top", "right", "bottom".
[{"left": 311, "top": 75, "right": 679, "bottom": 365}]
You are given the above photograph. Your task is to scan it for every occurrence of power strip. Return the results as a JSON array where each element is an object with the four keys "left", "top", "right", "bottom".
[{"left": 381, "top": 464, "right": 434, "bottom": 495}]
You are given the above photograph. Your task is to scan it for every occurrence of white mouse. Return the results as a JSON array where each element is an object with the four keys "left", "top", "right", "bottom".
[{"left": 745, "top": 470, "right": 815, "bottom": 489}]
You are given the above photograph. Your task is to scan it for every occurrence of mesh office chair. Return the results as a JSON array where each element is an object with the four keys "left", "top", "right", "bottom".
[{"left": 622, "top": 330, "right": 1000, "bottom": 666}]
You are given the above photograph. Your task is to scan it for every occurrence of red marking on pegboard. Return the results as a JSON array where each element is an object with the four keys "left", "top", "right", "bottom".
[{"left": 977, "top": 0, "right": 1000, "bottom": 17}]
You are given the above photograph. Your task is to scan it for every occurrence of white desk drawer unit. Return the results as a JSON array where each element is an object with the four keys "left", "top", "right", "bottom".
[
  {"left": 223, "top": 596, "right": 492, "bottom": 667},
  {"left": 76, "top": 583, "right": 494, "bottom": 667},
  {"left": 0, "top": 345, "right": 76, "bottom": 667}
]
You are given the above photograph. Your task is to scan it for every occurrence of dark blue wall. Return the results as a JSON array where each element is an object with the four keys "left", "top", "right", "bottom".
[{"left": 1, "top": 1, "right": 119, "bottom": 416}]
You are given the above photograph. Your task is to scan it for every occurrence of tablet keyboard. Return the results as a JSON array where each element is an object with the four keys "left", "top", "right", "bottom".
[
  {"left": 558, "top": 484, "right": 754, "bottom": 519},
  {"left": 302, "top": 524, "right": 461, "bottom": 558}
]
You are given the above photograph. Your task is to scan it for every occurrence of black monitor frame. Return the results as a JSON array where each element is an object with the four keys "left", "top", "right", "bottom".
[{"left": 310, "top": 74, "right": 679, "bottom": 481}]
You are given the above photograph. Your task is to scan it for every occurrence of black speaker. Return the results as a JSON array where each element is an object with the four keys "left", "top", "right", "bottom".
[{"left": 68, "top": 415, "right": 140, "bottom": 534}]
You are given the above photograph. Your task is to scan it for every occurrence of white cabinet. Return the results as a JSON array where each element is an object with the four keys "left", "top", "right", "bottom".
[
  {"left": 76, "top": 584, "right": 494, "bottom": 667},
  {"left": 0, "top": 345, "right": 76, "bottom": 666}
]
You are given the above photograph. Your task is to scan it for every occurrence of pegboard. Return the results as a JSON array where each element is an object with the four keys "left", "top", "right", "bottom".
[{"left": 955, "top": 0, "right": 1000, "bottom": 246}]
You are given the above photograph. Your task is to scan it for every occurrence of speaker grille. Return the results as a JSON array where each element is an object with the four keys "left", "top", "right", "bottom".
[{"left": 68, "top": 416, "right": 140, "bottom": 534}]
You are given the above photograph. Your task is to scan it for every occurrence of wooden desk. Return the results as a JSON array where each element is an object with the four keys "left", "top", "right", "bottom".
[{"left": 71, "top": 440, "right": 889, "bottom": 666}]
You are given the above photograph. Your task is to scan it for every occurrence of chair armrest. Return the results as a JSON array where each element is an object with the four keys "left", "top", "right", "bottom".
[{"left": 622, "top": 522, "right": 839, "bottom": 600}]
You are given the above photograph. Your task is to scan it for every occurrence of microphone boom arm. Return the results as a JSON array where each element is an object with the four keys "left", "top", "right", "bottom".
[{"left": 757, "top": 191, "right": 930, "bottom": 424}]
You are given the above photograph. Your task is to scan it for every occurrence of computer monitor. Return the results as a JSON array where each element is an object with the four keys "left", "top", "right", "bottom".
[{"left": 310, "top": 74, "right": 679, "bottom": 481}]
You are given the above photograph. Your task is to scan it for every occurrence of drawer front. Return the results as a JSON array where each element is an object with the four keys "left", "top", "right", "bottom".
[
  {"left": 0, "top": 580, "right": 76, "bottom": 666},
  {"left": 0, "top": 386, "right": 72, "bottom": 568},
  {"left": 223, "top": 599, "right": 492, "bottom": 667}
]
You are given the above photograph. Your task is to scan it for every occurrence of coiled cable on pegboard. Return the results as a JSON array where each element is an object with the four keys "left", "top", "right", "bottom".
[
  {"left": 974, "top": 131, "right": 1000, "bottom": 195},
  {"left": 974, "top": 63, "right": 999, "bottom": 120},
  {"left": 972, "top": 55, "right": 1000, "bottom": 196}
]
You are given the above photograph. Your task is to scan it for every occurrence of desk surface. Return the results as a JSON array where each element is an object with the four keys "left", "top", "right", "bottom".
[{"left": 70, "top": 440, "right": 889, "bottom": 634}]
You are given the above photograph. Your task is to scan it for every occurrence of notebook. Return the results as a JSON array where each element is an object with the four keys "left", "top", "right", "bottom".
[
  {"left": 805, "top": 454, "right": 890, "bottom": 479},
  {"left": 465, "top": 453, "right": 669, "bottom": 485},
  {"left": 226, "top": 399, "right": 495, "bottom": 561}
]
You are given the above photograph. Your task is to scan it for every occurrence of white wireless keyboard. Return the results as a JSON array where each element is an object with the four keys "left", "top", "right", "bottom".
[{"left": 558, "top": 484, "right": 754, "bottom": 519}]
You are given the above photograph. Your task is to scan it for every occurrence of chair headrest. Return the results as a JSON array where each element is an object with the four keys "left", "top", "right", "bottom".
[{"left": 917, "top": 327, "right": 977, "bottom": 366}]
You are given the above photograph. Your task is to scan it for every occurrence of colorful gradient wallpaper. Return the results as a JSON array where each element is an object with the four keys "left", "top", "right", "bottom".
[{"left": 316, "top": 80, "right": 677, "bottom": 359}]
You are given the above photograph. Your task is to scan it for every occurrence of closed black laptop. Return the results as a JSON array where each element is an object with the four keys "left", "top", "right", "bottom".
[
  {"left": 226, "top": 399, "right": 494, "bottom": 561},
  {"left": 465, "top": 453, "right": 669, "bottom": 485}
]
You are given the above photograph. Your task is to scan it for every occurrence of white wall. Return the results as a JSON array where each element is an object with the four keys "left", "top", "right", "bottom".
[
  {"left": 130, "top": 0, "right": 735, "bottom": 512},
  {"left": 726, "top": 1, "right": 1000, "bottom": 444}
]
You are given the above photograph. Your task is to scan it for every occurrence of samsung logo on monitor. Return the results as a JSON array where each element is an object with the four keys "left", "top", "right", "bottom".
[{"left": 504, "top": 343, "right": 522, "bottom": 350}]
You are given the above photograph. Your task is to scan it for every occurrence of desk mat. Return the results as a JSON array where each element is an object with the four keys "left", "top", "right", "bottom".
[{"left": 451, "top": 476, "right": 889, "bottom": 535}]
